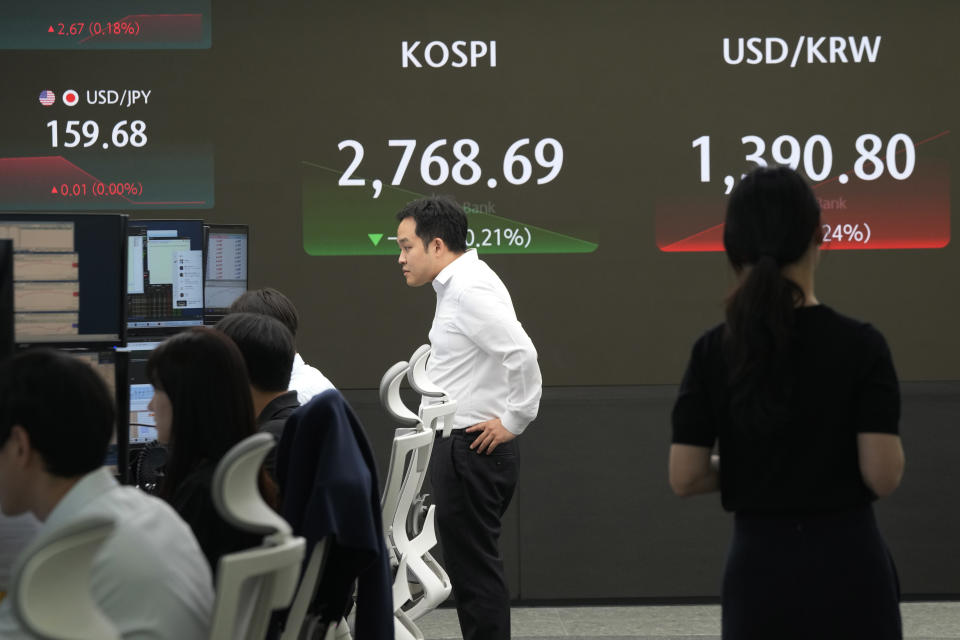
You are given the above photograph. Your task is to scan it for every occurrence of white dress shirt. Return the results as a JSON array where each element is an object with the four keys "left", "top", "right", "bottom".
[
  {"left": 426, "top": 249, "right": 542, "bottom": 435},
  {"left": 0, "top": 468, "right": 214, "bottom": 640},
  {"left": 289, "top": 353, "right": 336, "bottom": 405}
]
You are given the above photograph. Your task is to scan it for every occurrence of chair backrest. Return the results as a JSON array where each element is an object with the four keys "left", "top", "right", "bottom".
[
  {"left": 379, "top": 360, "right": 419, "bottom": 426},
  {"left": 381, "top": 428, "right": 435, "bottom": 552},
  {"left": 209, "top": 537, "right": 305, "bottom": 640},
  {"left": 11, "top": 515, "right": 120, "bottom": 640},
  {"left": 209, "top": 432, "right": 307, "bottom": 640}
]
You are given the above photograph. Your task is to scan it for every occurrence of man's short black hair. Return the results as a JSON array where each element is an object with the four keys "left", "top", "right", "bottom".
[
  {"left": 395, "top": 196, "right": 468, "bottom": 253},
  {"left": 0, "top": 349, "right": 114, "bottom": 477},
  {"left": 228, "top": 288, "right": 299, "bottom": 337},
  {"left": 216, "top": 312, "right": 295, "bottom": 393}
]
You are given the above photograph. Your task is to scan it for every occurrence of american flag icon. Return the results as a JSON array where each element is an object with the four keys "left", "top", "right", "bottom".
[{"left": 39, "top": 90, "right": 56, "bottom": 106}]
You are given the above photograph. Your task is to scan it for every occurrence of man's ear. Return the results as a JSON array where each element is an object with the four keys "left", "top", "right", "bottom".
[
  {"left": 432, "top": 237, "right": 445, "bottom": 255},
  {"left": 7, "top": 425, "right": 32, "bottom": 463}
]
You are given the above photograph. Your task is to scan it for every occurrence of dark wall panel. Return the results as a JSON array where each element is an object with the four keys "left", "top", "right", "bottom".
[{"left": 344, "top": 381, "right": 960, "bottom": 602}]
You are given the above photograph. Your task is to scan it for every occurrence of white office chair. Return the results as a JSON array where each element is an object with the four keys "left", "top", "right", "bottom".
[
  {"left": 10, "top": 515, "right": 120, "bottom": 640},
  {"left": 378, "top": 350, "right": 453, "bottom": 632},
  {"left": 210, "top": 432, "right": 306, "bottom": 640}
]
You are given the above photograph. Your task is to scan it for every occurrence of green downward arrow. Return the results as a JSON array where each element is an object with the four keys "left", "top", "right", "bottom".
[{"left": 368, "top": 233, "right": 383, "bottom": 246}]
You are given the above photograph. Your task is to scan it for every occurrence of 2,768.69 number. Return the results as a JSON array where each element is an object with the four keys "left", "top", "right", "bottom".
[{"left": 337, "top": 138, "right": 564, "bottom": 189}]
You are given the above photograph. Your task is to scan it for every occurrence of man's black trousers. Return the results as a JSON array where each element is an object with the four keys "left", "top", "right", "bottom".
[{"left": 430, "top": 429, "right": 518, "bottom": 640}]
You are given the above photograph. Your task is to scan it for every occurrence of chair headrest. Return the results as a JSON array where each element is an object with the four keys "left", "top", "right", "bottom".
[
  {"left": 379, "top": 360, "right": 420, "bottom": 425},
  {"left": 12, "top": 515, "right": 119, "bottom": 640},
  {"left": 406, "top": 344, "right": 447, "bottom": 398},
  {"left": 213, "top": 432, "right": 291, "bottom": 537}
]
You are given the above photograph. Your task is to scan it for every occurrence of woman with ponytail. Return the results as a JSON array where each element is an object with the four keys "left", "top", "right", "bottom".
[{"left": 669, "top": 167, "right": 905, "bottom": 639}]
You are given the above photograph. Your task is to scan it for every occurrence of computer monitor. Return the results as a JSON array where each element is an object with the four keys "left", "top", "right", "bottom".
[
  {"left": 127, "top": 220, "right": 204, "bottom": 334},
  {"left": 0, "top": 239, "right": 12, "bottom": 361},
  {"left": 65, "top": 348, "right": 130, "bottom": 483},
  {"left": 125, "top": 339, "right": 165, "bottom": 445},
  {"left": 203, "top": 224, "right": 249, "bottom": 325},
  {"left": 0, "top": 213, "right": 127, "bottom": 348}
]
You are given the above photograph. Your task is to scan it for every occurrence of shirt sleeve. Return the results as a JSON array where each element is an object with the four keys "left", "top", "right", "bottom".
[
  {"left": 672, "top": 336, "right": 718, "bottom": 448},
  {"left": 854, "top": 325, "right": 900, "bottom": 435},
  {"left": 458, "top": 284, "right": 542, "bottom": 435}
]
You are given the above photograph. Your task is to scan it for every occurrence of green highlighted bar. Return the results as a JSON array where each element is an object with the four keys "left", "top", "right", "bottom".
[{"left": 302, "top": 163, "right": 598, "bottom": 256}]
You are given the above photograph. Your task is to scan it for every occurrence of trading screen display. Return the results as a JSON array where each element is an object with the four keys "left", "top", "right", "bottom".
[
  {"left": 68, "top": 348, "right": 127, "bottom": 472},
  {"left": 0, "top": 0, "right": 213, "bottom": 212},
  {"left": 0, "top": 213, "right": 126, "bottom": 346},
  {"left": 204, "top": 224, "right": 248, "bottom": 322},
  {"left": 127, "top": 220, "right": 204, "bottom": 331},
  {"left": 0, "top": 1, "right": 211, "bottom": 50},
  {"left": 3, "top": 2, "right": 956, "bottom": 385},
  {"left": 304, "top": 5, "right": 951, "bottom": 257},
  {"left": 296, "top": 2, "right": 958, "bottom": 385},
  {"left": 126, "top": 340, "right": 162, "bottom": 444}
]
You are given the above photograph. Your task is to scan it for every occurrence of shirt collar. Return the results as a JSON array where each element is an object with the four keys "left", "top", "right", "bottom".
[
  {"left": 432, "top": 249, "right": 477, "bottom": 293},
  {"left": 44, "top": 467, "right": 118, "bottom": 530},
  {"left": 257, "top": 390, "right": 301, "bottom": 424}
]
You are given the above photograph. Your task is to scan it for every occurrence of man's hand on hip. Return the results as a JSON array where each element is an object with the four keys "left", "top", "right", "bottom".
[{"left": 466, "top": 418, "right": 516, "bottom": 454}]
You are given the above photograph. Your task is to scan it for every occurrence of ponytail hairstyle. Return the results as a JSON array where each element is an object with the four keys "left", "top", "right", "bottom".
[{"left": 722, "top": 166, "right": 821, "bottom": 430}]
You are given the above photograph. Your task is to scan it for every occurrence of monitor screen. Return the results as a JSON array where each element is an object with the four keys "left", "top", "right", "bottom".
[
  {"left": 0, "top": 213, "right": 126, "bottom": 347},
  {"left": 204, "top": 224, "right": 248, "bottom": 324},
  {"left": 65, "top": 348, "right": 129, "bottom": 480},
  {"left": 125, "top": 339, "right": 164, "bottom": 444},
  {"left": 127, "top": 220, "right": 204, "bottom": 332},
  {"left": 0, "top": 239, "right": 12, "bottom": 361}
]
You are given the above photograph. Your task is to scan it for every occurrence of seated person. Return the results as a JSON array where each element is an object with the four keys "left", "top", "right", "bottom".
[
  {"left": 146, "top": 327, "right": 277, "bottom": 574},
  {"left": 215, "top": 312, "right": 300, "bottom": 479},
  {"left": 228, "top": 288, "right": 335, "bottom": 403},
  {"left": 0, "top": 349, "right": 213, "bottom": 639}
]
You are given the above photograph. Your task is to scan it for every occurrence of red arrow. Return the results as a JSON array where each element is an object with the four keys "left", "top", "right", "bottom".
[
  {"left": 51, "top": 186, "right": 58, "bottom": 194},
  {"left": 48, "top": 25, "right": 54, "bottom": 33}
]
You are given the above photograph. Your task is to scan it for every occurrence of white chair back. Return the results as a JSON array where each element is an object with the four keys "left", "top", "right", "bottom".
[
  {"left": 379, "top": 349, "right": 453, "bottom": 630},
  {"left": 209, "top": 432, "right": 306, "bottom": 640},
  {"left": 11, "top": 515, "right": 119, "bottom": 640}
]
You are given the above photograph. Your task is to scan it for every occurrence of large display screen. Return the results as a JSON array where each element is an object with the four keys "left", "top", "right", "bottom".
[
  {"left": 0, "top": 3, "right": 214, "bottom": 211},
  {"left": 3, "top": 2, "right": 956, "bottom": 386},
  {"left": 294, "top": 2, "right": 958, "bottom": 385}
]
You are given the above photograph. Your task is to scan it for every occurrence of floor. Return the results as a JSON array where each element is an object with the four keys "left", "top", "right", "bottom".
[{"left": 415, "top": 602, "right": 960, "bottom": 639}]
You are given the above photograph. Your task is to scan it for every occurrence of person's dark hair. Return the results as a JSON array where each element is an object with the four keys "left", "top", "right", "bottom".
[
  {"left": 228, "top": 288, "right": 299, "bottom": 338},
  {"left": 146, "top": 328, "right": 274, "bottom": 504},
  {"left": 0, "top": 349, "right": 114, "bottom": 477},
  {"left": 395, "top": 195, "right": 468, "bottom": 253},
  {"left": 215, "top": 312, "right": 295, "bottom": 393},
  {"left": 722, "top": 166, "right": 821, "bottom": 429}
]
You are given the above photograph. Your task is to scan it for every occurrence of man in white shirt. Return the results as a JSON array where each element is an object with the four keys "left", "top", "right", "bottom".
[
  {"left": 229, "top": 287, "right": 335, "bottom": 404},
  {"left": 395, "top": 196, "right": 542, "bottom": 640},
  {"left": 0, "top": 349, "right": 213, "bottom": 640}
]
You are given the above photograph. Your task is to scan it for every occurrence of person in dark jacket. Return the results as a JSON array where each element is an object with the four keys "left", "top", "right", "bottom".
[{"left": 216, "top": 312, "right": 300, "bottom": 481}]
